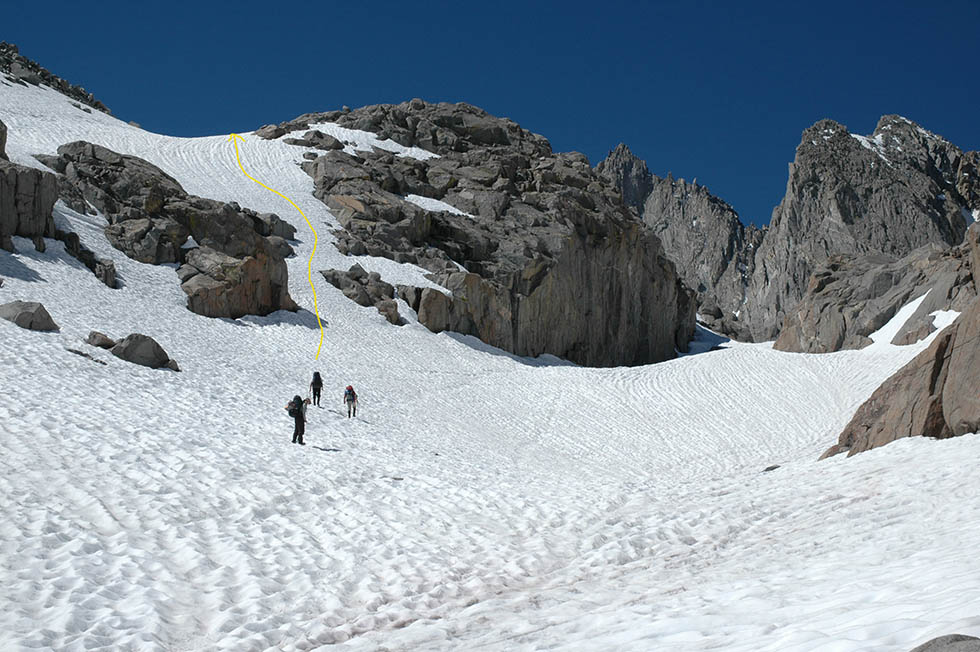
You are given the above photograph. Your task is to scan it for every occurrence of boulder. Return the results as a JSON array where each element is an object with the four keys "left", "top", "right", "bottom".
[
  {"left": 909, "top": 634, "right": 980, "bottom": 652},
  {"left": 110, "top": 333, "right": 178, "bottom": 370},
  {"left": 179, "top": 246, "right": 296, "bottom": 319},
  {"left": 283, "top": 130, "right": 345, "bottom": 151},
  {"left": 0, "top": 300, "right": 59, "bottom": 331},
  {"left": 85, "top": 331, "right": 116, "bottom": 349},
  {"left": 321, "top": 265, "right": 402, "bottom": 324},
  {"left": 104, "top": 216, "right": 187, "bottom": 264},
  {"left": 0, "top": 158, "right": 58, "bottom": 252},
  {"left": 823, "top": 295, "right": 980, "bottom": 458},
  {"left": 254, "top": 124, "right": 286, "bottom": 139},
  {"left": 45, "top": 142, "right": 297, "bottom": 317},
  {"left": 266, "top": 235, "right": 293, "bottom": 259},
  {"left": 255, "top": 212, "right": 296, "bottom": 240}
]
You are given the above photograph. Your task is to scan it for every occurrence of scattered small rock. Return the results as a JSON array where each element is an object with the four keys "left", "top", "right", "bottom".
[
  {"left": 321, "top": 265, "right": 403, "bottom": 325},
  {"left": 66, "top": 348, "right": 107, "bottom": 365},
  {"left": 85, "top": 331, "right": 116, "bottom": 349},
  {"left": 763, "top": 465, "right": 780, "bottom": 472}
]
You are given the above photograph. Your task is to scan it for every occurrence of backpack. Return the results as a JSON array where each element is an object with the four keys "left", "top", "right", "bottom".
[
  {"left": 344, "top": 387, "right": 356, "bottom": 402},
  {"left": 287, "top": 399, "right": 301, "bottom": 418}
]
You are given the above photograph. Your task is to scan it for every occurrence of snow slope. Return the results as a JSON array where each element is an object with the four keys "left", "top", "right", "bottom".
[{"left": 2, "top": 79, "right": 979, "bottom": 651}]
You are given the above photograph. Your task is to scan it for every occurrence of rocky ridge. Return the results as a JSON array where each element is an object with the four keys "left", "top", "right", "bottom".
[
  {"left": 37, "top": 142, "right": 298, "bottom": 318},
  {"left": 263, "top": 99, "right": 695, "bottom": 366},
  {"left": 0, "top": 41, "right": 110, "bottom": 115},
  {"left": 600, "top": 116, "right": 980, "bottom": 343},
  {"left": 597, "top": 145, "right": 764, "bottom": 338},
  {"left": 745, "top": 115, "right": 978, "bottom": 341}
]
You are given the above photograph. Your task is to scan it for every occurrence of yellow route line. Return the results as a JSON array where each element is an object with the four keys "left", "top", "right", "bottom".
[{"left": 227, "top": 133, "right": 324, "bottom": 359}]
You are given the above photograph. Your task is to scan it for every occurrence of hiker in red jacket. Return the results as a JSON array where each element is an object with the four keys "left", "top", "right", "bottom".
[{"left": 343, "top": 385, "right": 357, "bottom": 418}]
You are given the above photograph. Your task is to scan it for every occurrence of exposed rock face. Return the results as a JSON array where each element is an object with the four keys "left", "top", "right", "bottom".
[
  {"left": 1, "top": 41, "right": 110, "bottom": 114},
  {"left": 40, "top": 142, "right": 297, "bottom": 318},
  {"left": 597, "top": 144, "right": 764, "bottom": 338},
  {"left": 0, "top": 122, "right": 112, "bottom": 281},
  {"left": 110, "top": 333, "right": 179, "bottom": 371},
  {"left": 774, "top": 240, "right": 976, "bottom": 353},
  {"left": 823, "top": 294, "right": 980, "bottom": 458},
  {"left": 909, "top": 634, "right": 980, "bottom": 652},
  {"left": 0, "top": 118, "right": 7, "bottom": 160},
  {"left": 745, "top": 115, "right": 978, "bottom": 341},
  {"left": 272, "top": 100, "right": 694, "bottom": 366},
  {"left": 600, "top": 118, "right": 980, "bottom": 343},
  {"left": 0, "top": 300, "right": 59, "bottom": 331},
  {"left": 322, "top": 264, "right": 402, "bottom": 324},
  {"left": 0, "top": 157, "right": 57, "bottom": 251}
]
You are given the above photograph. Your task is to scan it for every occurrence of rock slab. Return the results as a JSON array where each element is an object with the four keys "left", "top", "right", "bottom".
[
  {"left": 824, "top": 294, "right": 980, "bottom": 458},
  {"left": 774, "top": 240, "right": 976, "bottom": 353}
]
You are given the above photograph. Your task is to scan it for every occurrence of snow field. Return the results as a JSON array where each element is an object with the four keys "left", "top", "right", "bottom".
[{"left": 1, "top": 79, "right": 979, "bottom": 651}]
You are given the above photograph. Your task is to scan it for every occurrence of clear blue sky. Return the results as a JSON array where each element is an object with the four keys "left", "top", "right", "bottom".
[{"left": 5, "top": 0, "right": 978, "bottom": 226}]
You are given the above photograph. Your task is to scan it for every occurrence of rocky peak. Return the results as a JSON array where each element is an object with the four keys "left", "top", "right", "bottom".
[
  {"left": 594, "top": 143, "right": 654, "bottom": 211},
  {"left": 597, "top": 147, "right": 762, "bottom": 338},
  {"left": 0, "top": 42, "right": 110, "bottom": 114},
  {"left": 258, "top": 98, "right": 554, "bottom": 159},
  {"left": 738, "top": 114, "right": 979, "bottom": 341}
]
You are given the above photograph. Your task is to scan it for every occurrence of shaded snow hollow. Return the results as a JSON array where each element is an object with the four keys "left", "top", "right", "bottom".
[{"left": 1, "top": 80, "right": 979, "bottom": 651}]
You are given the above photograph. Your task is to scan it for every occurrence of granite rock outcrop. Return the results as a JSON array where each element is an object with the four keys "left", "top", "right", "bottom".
[
  {"left": 267, "top": 100, "right": 695, "bottom": 366},
  {"left": 39, "top": 142, "right": 297, "bottom": 318}
]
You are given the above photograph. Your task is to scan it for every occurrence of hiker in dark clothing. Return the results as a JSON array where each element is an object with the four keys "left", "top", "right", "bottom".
[
  {"left": 310, "top": 372, "right": 323, "bottom": 406},
  {"left": 285, "top": 394, "right": 310, "bottom": 444},
  {"left": 343, "top": 385, "right": 357, "bottom": 418}
]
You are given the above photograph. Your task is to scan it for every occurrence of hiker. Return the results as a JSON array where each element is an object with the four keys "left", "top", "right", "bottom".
[
  {"left": 310, "top": 371, "right": 323, "bottom": 406},
  {"left": 343, "top": 385, "right": 358, "bottom": 418},
  {"left": 285, "top": 394, "right": 311, "bottom": 444}
]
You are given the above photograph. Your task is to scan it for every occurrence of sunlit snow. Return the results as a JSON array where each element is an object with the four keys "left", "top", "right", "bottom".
[{"left": 1, "top": 78, "right": 978, "bottom": 652}]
